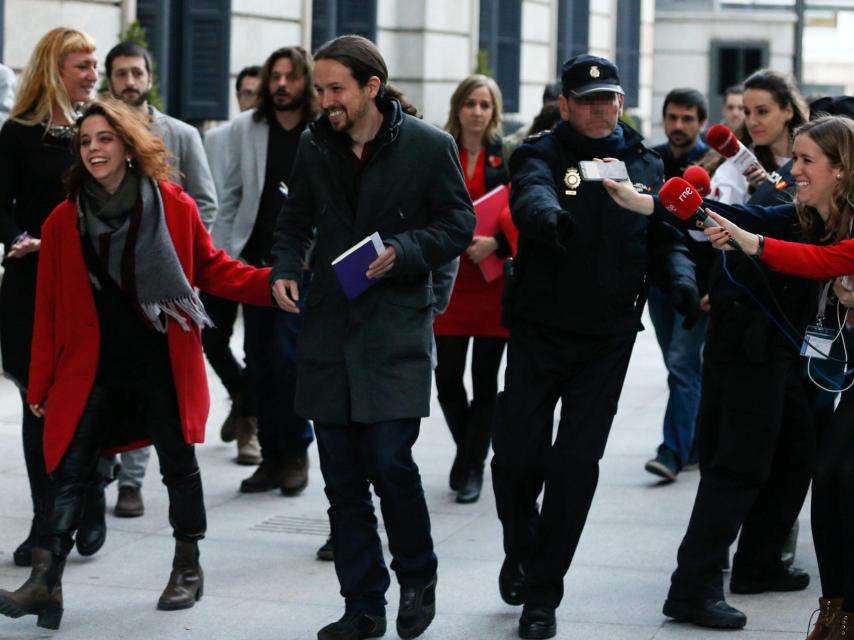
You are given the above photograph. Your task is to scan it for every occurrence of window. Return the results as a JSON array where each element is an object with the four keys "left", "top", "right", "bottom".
[
  {"left": 615, "top": 0, "right": 641, "bottom": 108},
  {"left": 312, "top": 0, "right": 377, "bottom": 53},
  {"left": 479, "top": 0, "right": 522, "bottom": 113},
  {"left": 556, "top": 0, "right": 589, "bottom": 70},
  {"left": 137, "top": 0, "right": 231, "bottom": 122},
  {"left": 709, "top": 41, "right": 768, "bottom": 124}
]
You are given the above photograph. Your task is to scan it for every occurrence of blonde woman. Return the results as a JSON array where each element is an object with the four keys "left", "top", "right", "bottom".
[{"left": 0, "top": 27, "right": 97, "bottom": 568}]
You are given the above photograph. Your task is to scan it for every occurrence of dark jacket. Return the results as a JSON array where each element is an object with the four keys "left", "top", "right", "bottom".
[
  {"left": 269, "top": 99, "right": 475, "bottom": 424},
  {"left": 506, "top": 120, "right": 695, "bottom": 336}
]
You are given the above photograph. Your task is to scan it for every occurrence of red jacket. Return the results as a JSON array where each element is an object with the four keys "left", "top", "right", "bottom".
[
  {"left": 763, "top": 235, "right": 854, "bottom": 279},
  {"left": 27, "top": 181, "right": 273, "bottom": 472}
]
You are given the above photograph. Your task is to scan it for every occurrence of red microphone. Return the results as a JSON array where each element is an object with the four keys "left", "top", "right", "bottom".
[
  {"left": 682, "top": 165, "right": 711, "bottom": 197},
  {"left": 659, "top": 177, "right": 742, "bottom": 250},
  {"left": 706, "top": 124, "right": 769, "bottom": 181}
]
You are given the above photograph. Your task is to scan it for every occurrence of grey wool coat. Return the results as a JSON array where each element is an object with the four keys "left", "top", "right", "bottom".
[{"left": 269, "top": 99, "right": 475, "bottom": 425}]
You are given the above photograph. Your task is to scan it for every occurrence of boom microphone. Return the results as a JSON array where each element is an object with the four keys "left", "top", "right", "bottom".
[
  {"left": 682, "top": 165, "right": 711, "bottom": 197},
  {"left": 658, "top": 177, "right": 741, "bottom": 250},
  {"left": 706, "top": 124, "right": 764, "bottom": 177}
]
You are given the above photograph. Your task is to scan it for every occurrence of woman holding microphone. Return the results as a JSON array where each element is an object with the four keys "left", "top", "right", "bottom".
[
  {"left": 605, "top": 116, "right": 854, "bottom": 640},
  {"left": 0, "top": 99, "right": 273, "bottom": 630}
]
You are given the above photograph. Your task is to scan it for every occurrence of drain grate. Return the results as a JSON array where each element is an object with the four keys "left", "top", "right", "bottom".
[{"left": 252, "top": 515, "right": 385, "bottom": 536}]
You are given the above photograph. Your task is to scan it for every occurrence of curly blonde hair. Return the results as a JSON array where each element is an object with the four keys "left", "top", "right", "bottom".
[
  {"left": 11, "top": 27, "right": 96, "bottom": 126},
  {"left": 64, "top": 99, "right": 176, "bottom": 192}
]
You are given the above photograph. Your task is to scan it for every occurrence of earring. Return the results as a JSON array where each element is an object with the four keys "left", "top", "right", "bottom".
[
  {"left": 126, "top": 157, "right": 133, "bottom": 168},
  {"left": 837, "top": 174, "right": 843, "bottom": 180}
]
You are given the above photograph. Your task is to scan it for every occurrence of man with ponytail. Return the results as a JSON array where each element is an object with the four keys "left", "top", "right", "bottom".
[{"left": 269, "top": 35, "right": 474, "bottom": 640}]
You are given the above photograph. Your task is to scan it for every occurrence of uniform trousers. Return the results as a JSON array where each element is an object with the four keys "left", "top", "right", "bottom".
[
  {"left": 491, "top": 322, "right": 636, "bottom": 609},
  {"left": 668, "top": 345, "right": 815, "bottom": 601}
]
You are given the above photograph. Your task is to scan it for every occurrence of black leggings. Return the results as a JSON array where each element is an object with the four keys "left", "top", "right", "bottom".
[
  {"left": 812, "top": 388, "right": 854, "bottom": 609},
  {"left": 40, "top": 379, "right": 206, "bottom": 559},
  {"left": 434, "top": 336, "right": 506, "bottom": 405},
  {"left": 434, "top": 336, "right": 506, "bottom": 471}
]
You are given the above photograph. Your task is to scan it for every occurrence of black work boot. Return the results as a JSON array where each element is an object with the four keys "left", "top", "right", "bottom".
[
  {"left": 317, "top": 611, "right": 387, "bottom": 639},
  {"left": 157, "top": 540, "right": 204, "bottom": 610},
  {"left": 438, "top": 399, "right": 469, "bottom": 491},
  {"left": 0, "top": 547, "right": 65, "bottom": 629},
  {"left": 396, "top": 574, "right": 437, "bottom": 639}
]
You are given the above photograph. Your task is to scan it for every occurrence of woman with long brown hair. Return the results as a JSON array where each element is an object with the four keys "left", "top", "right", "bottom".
[
  {"left": 433, "top": 74, "right": 514, "bottom": 504},
  {"left": 0, "top": 99, "right": 273, "bottom": 630},
  {"left": 0, "top": 27, "right": 98, "bottom": 567}
]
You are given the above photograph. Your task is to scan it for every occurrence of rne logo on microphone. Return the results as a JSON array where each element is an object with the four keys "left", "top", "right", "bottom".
[{"left": 678, "top": 187, "right": 694, "bottom": 202}]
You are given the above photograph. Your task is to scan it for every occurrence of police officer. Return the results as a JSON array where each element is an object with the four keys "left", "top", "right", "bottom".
[{"left": 492, "top": 54, "right": 698, "bottom": 639}]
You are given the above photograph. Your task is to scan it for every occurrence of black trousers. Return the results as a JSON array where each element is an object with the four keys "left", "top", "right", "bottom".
[
  {"left": 39, "top": 377, "right": 206, "bottom": 559},
  {"left": 21, "top": 391, "right": 50, "bottom": 536},
  {"left": 668, "top": 347, "right": 815, "bottom": 601},
  {"left": 315, "top": 419, "right": 437, "bottom": 616},
  {"left": 434, "top": 335, "right": 506, "bottom": 471},
  {"left": 491, "top": 323, "right": 636, "bottom": 609},
  {"left": 199, "top": 292, "right": 254, "bottom": 415},
  {"left": 812, "top": 387, "right": 854, "bottom": 609}
]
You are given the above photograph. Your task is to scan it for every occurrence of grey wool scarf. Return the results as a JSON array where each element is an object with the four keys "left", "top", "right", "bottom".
[{"left": 79, "top": 175, "right": 212, "bottom": 333}]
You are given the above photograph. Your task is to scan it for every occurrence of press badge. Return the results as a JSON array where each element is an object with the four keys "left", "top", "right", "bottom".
[
  {"left": 801, "top": 325, "right": 835, "bottom": 360},
  {"left": 801, "top": 282, "right": 836, "bottom": 360}
]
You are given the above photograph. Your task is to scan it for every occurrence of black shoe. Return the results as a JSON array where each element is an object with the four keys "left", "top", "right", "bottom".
[
  {"left": 499, "top": 557, "right": 525, "bottom": 606},
  {"left": 662, "top": 597, "right": 747, "bottom": 629},
  {"left": 317, "top": 537, "right": 334, "bottom": 562},
  {"left": 645, "top": 447, "right": 681, "bottom": 482},
  {"left": 455, "top": 469, "right": 483, "bottom": 504},
  {"left": 396, "top": 575, "right": 436, "bottom": 639},
  {"left": 317, "top": 611, "right": 386, "bottom": 640},
  {"left": 518, "top": 606, "right": 556, "bottom": 639},
  {"left": 730, "top": 564, "right": 809, "bottom": 594},
  {"left": 76, "top": 481, "right": 107, "bottom": 557},
  {"left": 114, "top": 486, "right": 144, "bottom": 518}
]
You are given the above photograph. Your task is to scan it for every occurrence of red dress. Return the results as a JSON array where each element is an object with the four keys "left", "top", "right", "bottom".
[{"left": 433, "top": 149, "right": 508, "bottom": 337}]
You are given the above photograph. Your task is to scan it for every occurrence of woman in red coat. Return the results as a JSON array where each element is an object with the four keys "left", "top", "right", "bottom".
[
  {"left": 433, "top": 75, "right": 514, "bottom": 504},
  {"left": 0, "top": 99, "right": 272, "bottom": 631}
]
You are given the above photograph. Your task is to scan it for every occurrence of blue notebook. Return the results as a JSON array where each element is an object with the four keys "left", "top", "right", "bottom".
[{"left": 332, "top": 232, "right": 385, "bottom": 300}]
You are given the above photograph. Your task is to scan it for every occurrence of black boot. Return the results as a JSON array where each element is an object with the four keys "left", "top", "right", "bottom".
[
  {"left": 0, "top": 548, "right": 65, "bottom": 629},
  {"left": 13, "top": 517, "right": 41, "bottom": 568},
  {"left": 455, "top": 398, "right": 494, "bottom": 504},
  {"left": 158, "top": 540, "right": 204, "bottom": 610},
  {"left": 76, "top": 477, "right": 107, "bottom": 556},
  {"left": 396, "top": 575, "right": 437, "bottom": 639},
  {"left": 438, "top": 399, "right": 469, "bottom": 491}
]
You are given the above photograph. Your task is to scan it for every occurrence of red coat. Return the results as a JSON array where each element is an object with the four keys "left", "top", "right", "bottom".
[{"left": 27, "top": 181, "right": 273, "bottom": 472}]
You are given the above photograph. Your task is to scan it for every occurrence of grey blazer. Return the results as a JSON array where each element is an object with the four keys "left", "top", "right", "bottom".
[
  {"left": 210, "top": 109, "right": 267, "bottom": 257},
  {"left": 203, "top": 122, "right": 231, "bottom": 205},
  {"left": 150, "top": 106, "right": 218, "bottom": 228}
]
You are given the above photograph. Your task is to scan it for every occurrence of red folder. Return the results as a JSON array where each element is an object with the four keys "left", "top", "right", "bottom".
[{"left": 472, "top": 185, "right": 510, "bottom": 282}]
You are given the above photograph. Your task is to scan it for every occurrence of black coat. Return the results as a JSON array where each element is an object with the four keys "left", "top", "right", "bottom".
[
  {"left": 269, "top": 100, "right": 475, "bottom": 424},
  {"left": 506, "top": 120, "right": 695, "bottom": 336},
  {"left": 0, "top": 120, "right": 75, "bottom": 388}
]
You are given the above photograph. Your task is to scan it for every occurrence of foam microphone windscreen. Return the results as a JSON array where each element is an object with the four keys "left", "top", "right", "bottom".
[
  {"left": 659, "top": 177, "right": 703, "bottom": 221},
  {"left": 707, "top": 124, "right": 740, "bottom": 158},
  {"left": 683, "top": 165, "right": 712, "bottom": 197}
]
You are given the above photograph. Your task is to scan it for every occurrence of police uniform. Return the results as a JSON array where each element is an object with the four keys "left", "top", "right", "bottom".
[{"left": 491, "top": 56, "right": 697, "bottom": 632}]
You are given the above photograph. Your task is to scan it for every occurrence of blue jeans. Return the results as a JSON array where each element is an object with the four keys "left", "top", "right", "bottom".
[
  {"left": 243, "top": 286, "right": 313, "bottom": 463},
  {"left": 315, "top": 419, "right": 437, "bottom": 616},
  {"left": 646, "top": 284, "right": 708, "bottom": 465}
]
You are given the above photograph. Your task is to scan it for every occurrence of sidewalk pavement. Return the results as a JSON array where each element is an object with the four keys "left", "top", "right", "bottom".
[{"left": 0, "top": 315, "right": 817, "bottom": 639}]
